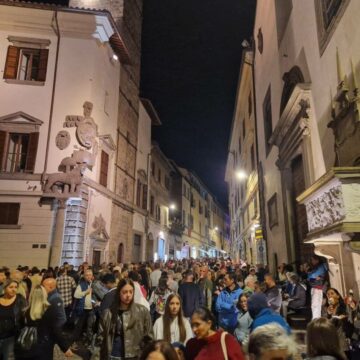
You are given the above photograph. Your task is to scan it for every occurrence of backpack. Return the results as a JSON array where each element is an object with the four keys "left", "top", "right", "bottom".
[{"left": 16, "top": 324, "right": 38, "bottom": 351}]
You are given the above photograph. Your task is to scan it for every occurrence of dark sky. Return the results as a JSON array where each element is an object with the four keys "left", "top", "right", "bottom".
[{"left": 140, "top": 0, "right": 256, "bottom": 209}]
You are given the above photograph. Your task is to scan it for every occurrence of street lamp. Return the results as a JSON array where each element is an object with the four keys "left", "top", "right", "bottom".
[
  {"left": 236, "top": 170, "right": 247, "bottom": 180},
  {"left": 214, "top": 226, "right": 219, "bottom": 231},
  {"left": 169, "top": 203, "right": 176, "bottom": 210}
]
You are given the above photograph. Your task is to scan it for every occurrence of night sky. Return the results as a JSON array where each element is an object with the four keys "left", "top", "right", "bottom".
[{"left": 141, "top": 0, "right": 256, "bottom": 209}]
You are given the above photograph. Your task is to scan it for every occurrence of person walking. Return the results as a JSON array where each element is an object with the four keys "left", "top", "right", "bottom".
[
  {"left": 198, "top": 266, "right": 213, "bottom": 311},
  {"left": 98, "top": 278, "right": 153, "bottom": 359},
  {"left": 14, "top": 285, "right": 73, "bottom": 360},
  {"left": 178, "top": 271, "right": 203, "bottom": 319},
  {"left": 215, "top": 272, "right": 242, "bottom": 333},
  {"left": 0, "top": 280, "right": 26, "bottom": 360},
  {"left": 153, "top": 294, "right": 192, "bottom": 344},
  {"left": 185, "top": 307, "right": 244, "bottom": 360},
  {"left": 264, "top": 274, "right": 282, "bottom": 313},
  {"left": 56, "top": 267, "right": 77, "bottom": 320},
  {"left": 149, "top": 277, "right": 173, "bottom": 323}
]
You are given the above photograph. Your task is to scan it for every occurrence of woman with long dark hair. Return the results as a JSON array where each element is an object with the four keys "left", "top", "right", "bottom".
[
  {"left": 98, "top": 278, "right": 153, "bottom": 359},
  {"left": 325, "top": 287, "right": 352, "bottom": 355},
  {"left": 153, "top": 294, "right": 192, "bottom": 344},
  {"left": 185, "top": 307, "right": 244, "bottom": 360}
]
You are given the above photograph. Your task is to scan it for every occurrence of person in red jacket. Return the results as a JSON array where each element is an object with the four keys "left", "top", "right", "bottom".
[{"left": 185, "top": 307, "right": 244, "bottom": 360}]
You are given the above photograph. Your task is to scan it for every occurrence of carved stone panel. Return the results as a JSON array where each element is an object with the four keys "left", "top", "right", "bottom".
[{"left": 305, "top": 184, "right": 345, "bottom": 232}]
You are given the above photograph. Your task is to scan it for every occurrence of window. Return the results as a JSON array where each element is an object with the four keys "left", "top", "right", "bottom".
[
  {"left": 188, "top": 214, "right": 194, "bottom": 229},
  {"left": 183, "top": 210, "right": 186, "bottom": 226},
  {"left": 251, "top": 144, "right": 256, "bottom": 171},
  {"left": 199, "top": 201, "right": 203, "bottom": 214},
  {"left": 199, "top": 221, "right": 201, "bottom": 234},
  {"left": 0, "top": 131, "right": 39, "bottom": 173},
  {"left": 315, "top": 0, "right": 350, "bottom": 54},
  {"left": 248, "top": 92, "right": 252, "bottom": 116},
  {"left": 4, "top": 43, "right": 49, "bottom": 83},
  {"left": 263, "top": 87, "right": 273, "bottom": 156},
  {"left": 0, "top": 203, "right": 20, "bottom": 225},
  {"left": 165, "top": 175, "right": 170, "bottom": 190},
  {"left": 150, "top": 195, "right": 155, "bottom": 216},
  {"left": 99, "top": 150, "right": 109, "bottom": 187},
  {"left": 238, "top": 137, "right": 241, "bottom": 155},
  {"left": 151, "top": 161, "right": 155, "bottom": 176},
  {"left": 136, "top": 179, "right": 141, "bottom": 207},
  {"left": 156, "top": 205, "right": 161, "bottom": 221},
  {"left": 142, "top": 184, "right": 148, "bottom": 210},
  {"left": 242, "top": 119, "right": 246, "bottom": 140},
  {"left": 157, "top": 169, "right": 161, "bottom": 183}
]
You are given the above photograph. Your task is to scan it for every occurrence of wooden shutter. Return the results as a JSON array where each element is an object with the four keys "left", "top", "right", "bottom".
[
  {"left": 37, "top": 49, "right": 49, "bottom": 82},
  {"left": 25, "top": 132, "right": 39, "bottom": 173},
  {"left": 0, "top": 131, "right": 7, "bottom": 171},
  {"left": 4, "top": 46, "right": 19, "bottom": 79},
  {"left": 100, "top": 150, "right": 109, "bottom": 187}
]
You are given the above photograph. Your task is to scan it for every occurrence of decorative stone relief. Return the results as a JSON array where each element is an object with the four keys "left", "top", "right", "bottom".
[
  {"left": 305, "top": 185, "right": 346, "bottom": 232},
  {"left": 64, "top": 101, "right": 98, "bottom": 149},
  {"left": 90, "top": 214, "right": 109, "bottom": 242},
  {"left": 55, "top": 130, "right": 70, "bottom": 150},
  {"left": 343, "top": 183, "right": 360, "bottom": 220}
]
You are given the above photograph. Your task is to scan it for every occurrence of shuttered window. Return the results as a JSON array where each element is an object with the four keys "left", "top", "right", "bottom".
[
  {"left": 0, "top": 132, "right": 38, "bottom": 173},
  {"left": 136, "top": 179, "right": 141, "bottom": 206},
  {"left": 0, "top": 203, "right": 20, "bottom": 225},
  {"left": 3, "top": 46, "right": 49, "bottom": 82},
  {"left": 99, "top": 150, "right": 109, "bottom": 187},
  {"left": 142, "top": 184, "right": 148, "bottom": 210}
]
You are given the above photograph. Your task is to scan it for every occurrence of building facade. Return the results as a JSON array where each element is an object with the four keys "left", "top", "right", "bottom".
[
  {"left": 225, "top": 48, "right": 264, "bottom": 265},
  {"left": 0, "top": 2, "right": 128, "bottom": 267},
  {"left": 253, "top": 0, "right": 360, "bottom": 295}
]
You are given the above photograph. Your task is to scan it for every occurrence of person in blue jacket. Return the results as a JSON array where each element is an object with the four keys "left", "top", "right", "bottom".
[
  {"left": 215, "top": 272, "right": 242, "bottom": 333},
  {"left": 247, "top": 292, "right": 291, "bottom": 334}
]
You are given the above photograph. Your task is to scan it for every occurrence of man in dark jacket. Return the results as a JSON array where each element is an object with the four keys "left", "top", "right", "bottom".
[
  {"left": 178, "top": 270, "right": 204, "bottom": 318},
  {"left": 282, "top": 273, "right": 307, "bottom": 318},
  {"left": 99, "top": 273, "right": 117, "bottom": 313}
]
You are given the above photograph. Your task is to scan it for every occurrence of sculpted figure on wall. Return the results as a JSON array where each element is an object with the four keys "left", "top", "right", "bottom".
[
  {"left": 64, "top": 101, "right": 98, "bottom": 149},
  {"left": 55, "top": 130, "right": 71, "bottom": 150},
  {"left": 90, "top": 214, "right": 109, "bottom": 242}
]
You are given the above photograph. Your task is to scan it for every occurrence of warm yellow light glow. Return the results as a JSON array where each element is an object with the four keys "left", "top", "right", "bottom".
[{"left": 236, "top": 170, "right": 247, "bottom": 180}]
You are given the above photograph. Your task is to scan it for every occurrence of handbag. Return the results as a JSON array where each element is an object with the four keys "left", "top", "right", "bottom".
[
  {"left": 220, "top": 331, "right": 228, "bottom": 360},
  {"left": 16, "top": 322, "right": 38, "bottom": 351}
]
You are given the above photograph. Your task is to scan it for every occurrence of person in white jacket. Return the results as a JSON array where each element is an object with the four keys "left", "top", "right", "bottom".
[
  {"left": 128, "top": 270, "right": 150, "bottom": 310},
  {"left": 153, "top": 293, "right": 193, "bottom": 345}
]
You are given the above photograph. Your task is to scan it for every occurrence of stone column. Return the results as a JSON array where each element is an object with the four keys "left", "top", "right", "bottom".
[{"left": 49, "top": 200, "right": 67, "bottom": 268}]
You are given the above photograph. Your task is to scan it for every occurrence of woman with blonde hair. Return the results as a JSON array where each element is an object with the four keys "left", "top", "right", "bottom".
[{"left": 15, "top": 285, "right": 73, "bottom": 360}]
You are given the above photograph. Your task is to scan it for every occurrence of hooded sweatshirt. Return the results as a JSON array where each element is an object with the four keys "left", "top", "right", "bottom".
[{"left": 247, "top": 293, "right": 291, "bottom": 334}]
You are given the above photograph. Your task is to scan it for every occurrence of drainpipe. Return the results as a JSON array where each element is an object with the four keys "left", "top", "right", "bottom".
[
  {"left": 249, "top": 39, "right": 269, "bottom": 267},
  {"left": 145, "top": 152, "right": 151, "bottom": 260},
  {"left": 43, "top": 10, "right": 60, "bottom": 181},
  {"left": 46, "top": 10, "right": 61, "bottom": 268}
]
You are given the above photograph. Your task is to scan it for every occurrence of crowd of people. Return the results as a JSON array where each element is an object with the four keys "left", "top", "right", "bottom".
[{"left": 0, "top": 255, "right": 359, "bottom": 360}]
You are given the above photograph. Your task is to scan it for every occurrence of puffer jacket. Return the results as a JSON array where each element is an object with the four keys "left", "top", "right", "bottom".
[
  {"left": 98, "top": 302, "right": 153, "bottom": 359},
  {"left": 215, "top": 285, "right": 242, "bottom": 331},
  {"left": 234, "top": 310, "right": 252, "bottom": 345}
]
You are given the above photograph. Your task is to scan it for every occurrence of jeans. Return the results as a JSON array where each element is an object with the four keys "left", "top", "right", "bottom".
[{"left": 0, "top": 336, "right": 14, "bottom": 360}]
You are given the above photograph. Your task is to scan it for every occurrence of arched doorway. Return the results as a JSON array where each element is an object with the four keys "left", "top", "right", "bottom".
[{"left": 117, "top": 243, "right": 123, "bottom": 263}]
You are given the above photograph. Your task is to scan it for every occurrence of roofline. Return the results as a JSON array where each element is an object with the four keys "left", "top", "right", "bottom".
[
  {"left": 151, "top": 142, "right": 175, "bottom": 172},
  {"left": 140, "top": 98, "right": 162, "bottom": 126},
  {"left": 0, "top": 0, "right": 131, "bottom": 64}
]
